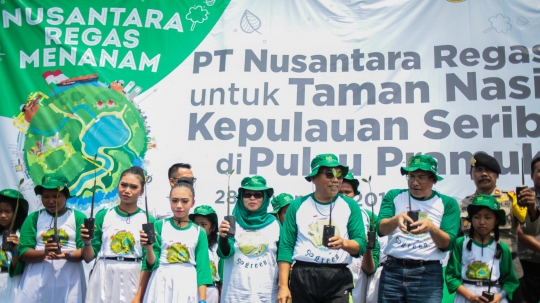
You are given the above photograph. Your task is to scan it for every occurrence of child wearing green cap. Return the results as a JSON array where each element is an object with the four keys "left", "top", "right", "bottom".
[
  {"left": 15, "top": 173, "right": 88, "bottom": 303},
  {"left": 218, "top": 175, "right": 280, "bottom": 303},
  {"left": 340, "top": 173, "right": 381, "bottom": 303},
  {"left": 446, "top": 194, "right": 519, "bottom": 303},
  {"left": 140, "top": 177, "right": 212, "bottom": 302},
  {"left": 81, "top": 166, "right": 156, "bottom": 303},
  {"left": 0, "top": 188, "right": 29, "bottom": 301},
  {"left": 270, "top": 193, "right": 294, "bottom": 225},
  {"left": 190, "top": 205, "right": 222, "bottom": 303}
]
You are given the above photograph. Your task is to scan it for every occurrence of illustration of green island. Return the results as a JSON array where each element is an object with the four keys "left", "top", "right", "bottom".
[
  {"left": 110, "top": 231, "right": 136, "bottom": 255},
  {"left": 0, "top": 249, "right": 7, "bottom": 268},
  {"left": 41, "top": 228, "right": 69, "bottom": 245},
  {"left": 238, "top": 231, "right": 269, "bottom": 258},
  {"left": 466, "top": 261, "right": 491, "bottom": 280},
  {"left": 167, "top": 243, "right": 190, "bottom": 263},
  {"left": 23, "top": 85, "right": 148, "bottom": 209}
]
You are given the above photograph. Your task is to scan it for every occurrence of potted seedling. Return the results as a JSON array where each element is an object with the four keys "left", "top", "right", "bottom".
[
  {"left": 322, "top": 168, "right": 341, "bottom": 247},
  {"left": 362, "top": 176, "right": 376, "bottom": 250},
  {"left": 406, "top": 157, "right": 419, "bottom": 232},
  {"left": 2, "top": 178, "right": 24, "bottom": 251},
  {"left": 49, "top": 186, "right": 63, "bottom": 254},
  {"left": 83, "top": 154, "right": 98, "bottom": 239},
  {"left": 141, "top": 174, "right": 156, "bottom": 245},
  {"left": 224, "top": 169, "right": 236, "bottom": 237}
]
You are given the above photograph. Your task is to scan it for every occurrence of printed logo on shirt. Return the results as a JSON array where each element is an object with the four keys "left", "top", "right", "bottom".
[
  {"left": 210, "top": 260, "right": 218, "bottom": 280},
  {"left": 304, "top": 249, "right": 342, "bottom": 264},
  {"left": 166, "top": 243, "right": 190, "bottom": 263},
  {"left": 307, "top": 218, "right": 341, "bottom": 249},
  {"left": 110, "top": 230, "right": 136, "bottom": 255},
  {"left": 41, "top": 228, "right": 69, "bottom": 245},
  {"left": 237, "top": 230, "right": 269, "bottom": 258},
  {"left": 0, "top": 248, "right": 7, "bottom": 268},
  {"left": 466, "top": 260, "right": 491, "bottom": 280},
  {"left": 403, "top": 210, "right": 431, "bottom": 239}
]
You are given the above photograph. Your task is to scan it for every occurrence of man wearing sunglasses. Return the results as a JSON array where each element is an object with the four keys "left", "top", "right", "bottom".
[
  {"left": 277, "top": 154, "right": 367, "bottom": 303},
  {"left": 376, "top": 154, "right": 460, "bottom": 303}
]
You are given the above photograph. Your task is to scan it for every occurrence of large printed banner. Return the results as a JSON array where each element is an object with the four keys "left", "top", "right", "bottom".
[{"left": 1, "top": 0, "right": 539, "bottom": 218}]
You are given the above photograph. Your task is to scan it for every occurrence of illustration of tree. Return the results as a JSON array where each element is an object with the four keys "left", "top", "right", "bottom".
[
  {"left": 186, "top": 6, "right": 209, "bottom": 31},
  {"left": 71, "top": 91, "right": 86, "bottom": 103}
]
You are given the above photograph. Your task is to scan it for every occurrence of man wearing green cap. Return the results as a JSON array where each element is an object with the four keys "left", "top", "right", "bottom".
[
  {"left": 460, "top": 152, "right": 540, "bottom": 301},
  {"left": 376, "top": 154, "right": 460, "bottom": 303},
  {"left": 277, "top": 154, "right": 367, "bottom": 303},
  {"left": 270, "top": 193, "right": 294, "bottom": 225}
]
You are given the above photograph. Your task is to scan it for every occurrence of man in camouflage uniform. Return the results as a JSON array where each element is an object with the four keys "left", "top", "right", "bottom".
[{"left": 460, "top": 152, "right": 540, "bottom": 288}]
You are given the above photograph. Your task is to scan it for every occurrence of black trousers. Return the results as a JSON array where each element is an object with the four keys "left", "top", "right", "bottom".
[
  {"left": 290, "top": 261, "right": 353, "bottom": 303},
  {"left": 518, "top": 259, "right": 540, "bottom": 303}
]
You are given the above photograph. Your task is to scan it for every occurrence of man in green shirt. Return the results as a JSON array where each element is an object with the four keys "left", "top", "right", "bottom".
[
  {"left": 376, "top": 154, "right": 460, "bottom": 303},
  {"left": 277, "top": 154, "right": 367, "bottom": 303}
]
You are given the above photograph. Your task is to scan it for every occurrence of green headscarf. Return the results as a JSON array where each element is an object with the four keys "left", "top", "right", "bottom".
[{"left": 232, "top": 175, "right": 276, "bottom": 230}]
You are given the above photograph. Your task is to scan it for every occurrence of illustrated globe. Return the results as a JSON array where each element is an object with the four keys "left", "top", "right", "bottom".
[{"left": 24, "top": 85, "right": 148, "bottom": 210}]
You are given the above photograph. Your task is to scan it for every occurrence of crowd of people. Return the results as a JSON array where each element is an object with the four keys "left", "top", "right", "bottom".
[{"left": 0, "top": 152, "right": 539, "bottom": 303}]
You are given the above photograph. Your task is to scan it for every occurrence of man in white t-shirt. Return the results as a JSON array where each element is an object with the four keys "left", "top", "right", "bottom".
[
  {"left": 376, "top": 154, "right": 460, "bottom": 303},
  {"left": 277, "top": 154, "right": 367, "bottom": 303},
  {"left": 154, "top": 163, "right": 196, "bottom": 219}
]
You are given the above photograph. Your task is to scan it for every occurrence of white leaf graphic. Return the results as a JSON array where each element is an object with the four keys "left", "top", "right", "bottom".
[{"left": 240, "top": 10, "right": 262, "bottom": 34}]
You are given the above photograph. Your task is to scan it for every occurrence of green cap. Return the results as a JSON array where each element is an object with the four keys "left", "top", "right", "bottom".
[
  {"left": 467, "top": 194, "right": 506, "bottom": 226},
  {"left": 238, "top": 175, "right": 274, "bottom": 197},
  {"left": 189, "top": 205, "right": 218, "bottom": 227},
  {"left": 400, "top": 154, "right": 443, "bottom": 181},
  {"left": 343, "top": 172, "right": 360, "bottom": 196},
  {"left": 304, "top": 154, "right": 349, "bottom": 182},
  {"left": 0, "top": 189, "right": 29, "bottom": 217},
  {"left": 269, "top": 193, "right": 294, "bottom": 214},
  {"left": 34, "top": 173, "right": 71, "bottom": 197}
]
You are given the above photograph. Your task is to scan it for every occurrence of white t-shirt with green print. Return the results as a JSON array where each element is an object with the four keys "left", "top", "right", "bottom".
[
  {"left": 278, "top": 193, "right": 367, "bottom": 265},
  {"left": 91, "top": 206, "right": 154, "bottom": 258},
  {"left": 19, "top": 208, "right": 86, "bottom": 253},
  {"left": 377, "top": 189, "right": 460, "bottom": 261}
]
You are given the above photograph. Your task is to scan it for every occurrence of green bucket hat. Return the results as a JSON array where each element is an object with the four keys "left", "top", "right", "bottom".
[
  {"left": 343, "top": 172, "right": 360, "bottom": 196},
  {"left": 238, "top": 175, "right": 274, "bottom": 197},
  {"left": 467, "top": 194, "right": 506, "bottom": 226},
  {"left": 0, "top": 189, "right": 29, "bottom": 218},
  {"left": 189, "top": 205, "right": 218, "bottom": 227},
  {"left": 269, "top": 193, "right": 294, "bottom": 214},
  {"left": 304, "top": 154, "right": 349, "bottom": 182},
  {"left": 34, "top": 173, "right": 71, "bottom": 197},
  {"left": 400, "top": 154, "right": 443, "bottom": 181}
]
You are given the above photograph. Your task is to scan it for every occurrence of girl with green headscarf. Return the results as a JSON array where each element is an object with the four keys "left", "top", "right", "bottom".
[{"left": 217, "top": 175, "right": 280, "bottom": 303}]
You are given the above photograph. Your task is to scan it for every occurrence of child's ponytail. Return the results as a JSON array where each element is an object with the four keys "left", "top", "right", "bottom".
[{"left": 466, "top": 224, "right": 474, "bottom": 251}]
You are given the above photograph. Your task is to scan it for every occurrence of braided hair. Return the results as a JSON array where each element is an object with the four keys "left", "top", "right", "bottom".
[{"left": 466, "top": 207, "right": 502, "bottom": 259}]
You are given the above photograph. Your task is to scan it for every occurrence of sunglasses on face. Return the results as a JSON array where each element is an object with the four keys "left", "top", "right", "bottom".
[
  {"left": 322, "top": 171, "right": 343, "bottom": 180},
  {"left": 244, "top": 193, "right": 264, "bottom": 199}
]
